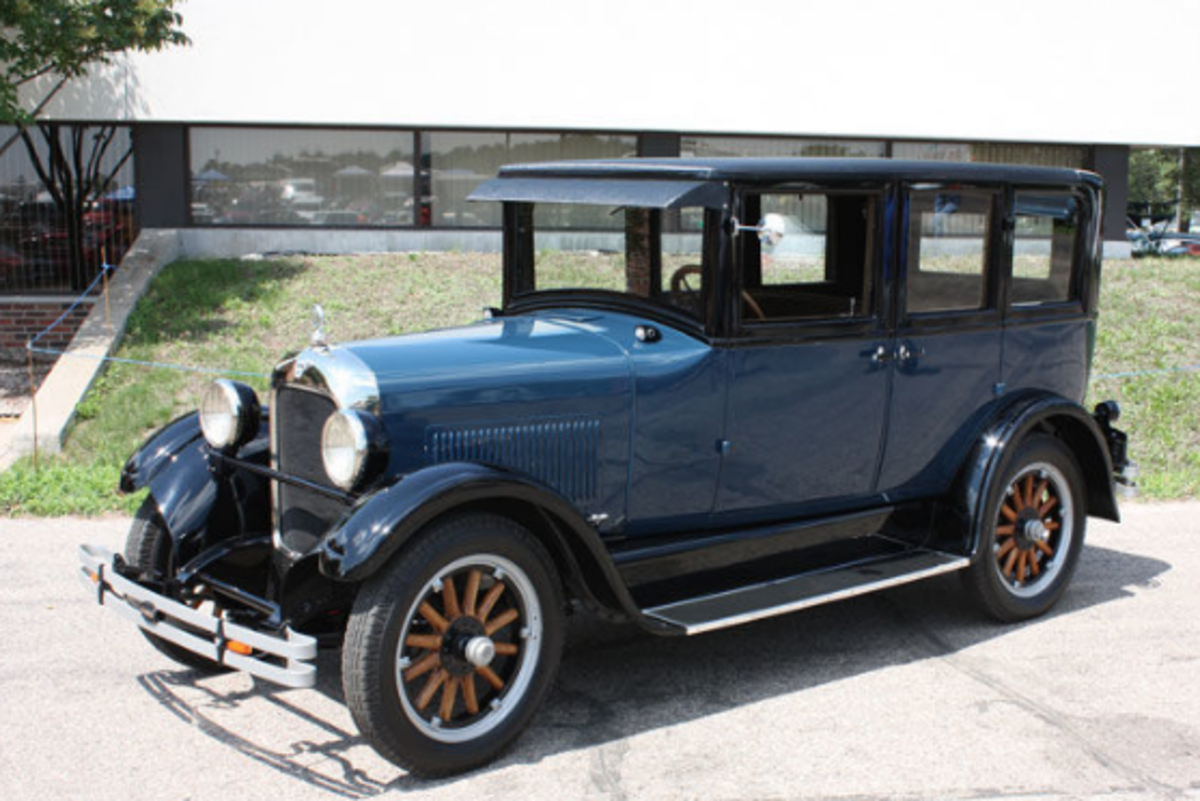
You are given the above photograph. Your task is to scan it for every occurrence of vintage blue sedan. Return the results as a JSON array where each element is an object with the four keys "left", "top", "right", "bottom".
[{"left": 80, "top": 158, "right": 1135, "bottom": 775}]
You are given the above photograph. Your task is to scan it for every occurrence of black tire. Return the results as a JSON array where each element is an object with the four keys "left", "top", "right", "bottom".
[
  {"left": 342, "top": 512, "right": 565, "bottom": 777},
  {"left": 123, "top": 498, "right": 232, "bottom": 674},
  {"left": 963, "top": 434, "right": 1087, "bottom": 622}
]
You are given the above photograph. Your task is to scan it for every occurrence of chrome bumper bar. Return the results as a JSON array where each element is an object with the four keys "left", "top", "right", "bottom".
[{"left": 78, "top": 544, "right": 317, "bottom": 689}]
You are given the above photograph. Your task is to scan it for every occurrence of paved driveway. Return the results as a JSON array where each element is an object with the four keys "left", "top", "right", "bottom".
[{"left": 2, "top": 504, "right": 1198, "bottom": 801}]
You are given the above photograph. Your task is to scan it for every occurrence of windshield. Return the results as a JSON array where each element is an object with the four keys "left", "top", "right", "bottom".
[{"left": 508, "top": 204, "right": 715, "bottom": 324}]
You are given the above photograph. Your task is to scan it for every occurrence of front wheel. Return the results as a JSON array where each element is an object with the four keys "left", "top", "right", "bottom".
[
  {"left": 341, "top": 513, "right": 565, "bottom": 777},
  {"left": 123, "top": 498, "right": 232, "bottom": 674},
  {"left": 963, "top": 434, "right": 1087, "bottom": 622}
]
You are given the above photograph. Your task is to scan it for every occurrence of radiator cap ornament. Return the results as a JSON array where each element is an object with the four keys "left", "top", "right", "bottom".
[{"left": 311, "top": 303, "right": 329, "bottom": 350}]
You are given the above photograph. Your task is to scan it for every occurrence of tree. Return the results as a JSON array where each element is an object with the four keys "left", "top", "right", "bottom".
[
  {"left": 1, "top": 1, "right": 187, "bottom": 288},
  {"left": 1128, "top": 148, "right": 1200, "bottom": 231}
]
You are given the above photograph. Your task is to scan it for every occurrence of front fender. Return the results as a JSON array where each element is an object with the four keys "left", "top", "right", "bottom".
[
  {"left": 121, "top": 412, "right": 271, "bottom": 559},
  {"left": 318, "top": 462, "right": 664, "bottom": 630},
  {"left": 120, "top": 413, "right": 204, "bottom": 493},
  {"left": 319, "top": 463, "right": 586, "bottom": 582},
  {"left": 959, "top": 391, "right": 1119, "bottom": 559}
]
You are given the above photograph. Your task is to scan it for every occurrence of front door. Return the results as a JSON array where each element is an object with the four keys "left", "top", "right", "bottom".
[
  {"left": 715, "top": 189, "right": 892, "bottom": 524},
  {"left": 876, "top": 185, "right": 1004, "bottom": 498}
]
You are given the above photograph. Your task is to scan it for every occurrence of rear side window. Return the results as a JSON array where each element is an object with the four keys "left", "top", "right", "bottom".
[
  {"left": 905, "top": 189, "right": 995, "bottom": 314},
  {"left": 1011, "top": 193, "right": 1078, "bottom": 306}
]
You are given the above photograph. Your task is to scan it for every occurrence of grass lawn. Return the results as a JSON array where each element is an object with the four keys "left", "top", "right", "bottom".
[{"left": 0, "top": 254, "right": 1196, "bottom": 515}]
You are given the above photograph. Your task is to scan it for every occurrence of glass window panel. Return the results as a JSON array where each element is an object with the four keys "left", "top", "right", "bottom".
[
  {"left": 686, "top": 136, "right": 883, "bottom": 159},
  {"left": 744, "top": 193, "right": 877, "bottom": 322},
  {"left": 906, "top": 190, "right": 993, "bottom": 314},
  {"left": 893, "top": 141, "right": 1087, "bottom": 168},
  {"left": 684, "top": 136, "right": 885, "bottom": 159},
  {"left": 1, "top": 124, "right": 136, "bottom": 293},
  {"left": 528, "top": 207, "right": 709, "bottom": 321},
  {"left": 189, "top": 127, "right": 414, "bottom": 226},
  {"left": 760, "top": 194, "right": 828, "bottom": 285},
  {"left": 1012, "top": 193, "right": 1078, "bottom": 306},
  {"left": 429, "top": 132, "right": 636, "bottom": 229}
]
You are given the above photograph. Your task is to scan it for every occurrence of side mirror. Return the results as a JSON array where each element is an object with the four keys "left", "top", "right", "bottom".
[
  {"left": 757, "top": 213, "right": 786, "bottom": 247},
  {"left": 731, "top": 213, "right": 787, "bottom": 246}
]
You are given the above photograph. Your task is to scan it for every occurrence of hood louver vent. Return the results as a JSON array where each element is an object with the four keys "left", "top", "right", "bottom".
[{"left": 426, "top": 418, "right": 601, "bottom": 503}]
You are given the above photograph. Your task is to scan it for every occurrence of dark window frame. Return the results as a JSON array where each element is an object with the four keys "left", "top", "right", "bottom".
[
  {"left": 897, "top": 183, "right": 1004, "bottom": 332},
  {"left": 1001, "top": 186, "right": 1088, "bottom": 322},
  {"left": 732, "top": 185, "right": 887, "bottom": 342}
]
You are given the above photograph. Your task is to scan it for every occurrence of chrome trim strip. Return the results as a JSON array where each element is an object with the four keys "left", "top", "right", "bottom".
[
  {"left": 273, "top": 346, "right": 381, "bottom": 415},
  {"left": 78, "top": 544, "right": 317, "bottom": 688},
  {"left": 643, "top": 552, "right": 970, "bottom": 636}
]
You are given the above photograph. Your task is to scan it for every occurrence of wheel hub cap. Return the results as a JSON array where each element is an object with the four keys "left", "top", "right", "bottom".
[
  {"left": 464, "top": 636, "right": 495, "bottom": 668},
  {"left": 1023, "top": 518, "right": 1049, "bottom": 543}
]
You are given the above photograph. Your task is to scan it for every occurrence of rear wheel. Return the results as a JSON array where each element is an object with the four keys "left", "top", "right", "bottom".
[
  {"left": 123, "top": 498, "right": 231, "bottom": 674},
  {"left": 964, "top": 435, "right": 1087, "bottom": 621},
  {"left": 342, "top": 512, "right": 564, "bottom": 777}
]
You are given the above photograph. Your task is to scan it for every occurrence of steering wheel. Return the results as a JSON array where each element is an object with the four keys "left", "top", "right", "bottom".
[
  {"left": 669, "top": 264, "right": 766, "bottom": 321},
  {"left": 669, "top": 264, "right": 702, "bottom": 297}
]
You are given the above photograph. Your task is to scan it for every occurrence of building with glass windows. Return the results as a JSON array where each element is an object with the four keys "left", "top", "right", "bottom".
[{"left": 5, "top": 0, "right": 1200, "bottom": 283}]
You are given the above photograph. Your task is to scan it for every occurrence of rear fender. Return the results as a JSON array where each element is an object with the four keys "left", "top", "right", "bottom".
[
  {"left": 954, "top": 391, "right": 1119, "bottom": 560},
  {"left": 318, "top": 462, "right": 668, "bottom": 631}
]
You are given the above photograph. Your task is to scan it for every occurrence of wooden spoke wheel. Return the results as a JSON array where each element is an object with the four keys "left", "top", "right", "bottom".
[
  {"left": 395, "top": 553, "right": 542, "bottom": 743},
  {"left": 991, "top": 460, "right": 1075, "bottom": 598},
  {"left": 963, "top": 434, "right": 1086, "bottom": 622},
  {"left": 342, "top": 513, "right": 564, "bottom": 777}
]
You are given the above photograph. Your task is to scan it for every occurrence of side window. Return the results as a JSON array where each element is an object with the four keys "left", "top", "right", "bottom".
[
  {"left": 1012, "top": 193, "right": 1078, "bottom": 306},
  {"left": 743, "top": 192, "right": 877, "bottom": 322},
  {"left": 906, "top": 189, "right": 995, "bottom": 314}
]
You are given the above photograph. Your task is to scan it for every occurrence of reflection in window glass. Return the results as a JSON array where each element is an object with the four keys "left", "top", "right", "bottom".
[
  {"left": 189, "top": 128, "right": 414, "bottom": 226},
  {"left": 1012, "top": 194, "right": 1078, "bottom": 306},
  {"left": 893, "top": 141, "right": 1087, "bottom": 168},
  {"left": 429, "top": 132, "right": 636, "bottom": 228},
  {"left": 760, "top": 194, "right": 828, "bottom": 285},
  {"left": 684, "top": 136, "right": 885, "bottom": 159},
  {"left": 906, "top": 190, "right": 993, "bottom": 314},
  {"left": 0, "top": 124, "right": 137, "bottom": 292}
]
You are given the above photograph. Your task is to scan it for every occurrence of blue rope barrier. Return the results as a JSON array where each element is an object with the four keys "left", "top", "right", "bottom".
[
  {"left": 24, "top": 261, "right": 270, "bottom": 380},
  {"left": 26, "top": 262, "right": 113, "bottom": 349},
  {"left": 26, "top": 346, "right": 270, "bottom": 379},
  {"left": 1093, "top": 364, "right": 1200, "bottom": 381}
]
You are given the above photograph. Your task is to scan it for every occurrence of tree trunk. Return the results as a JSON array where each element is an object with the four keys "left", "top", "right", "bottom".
[{"left": 18, "top": 123, "right": 131, "bottom": 292}]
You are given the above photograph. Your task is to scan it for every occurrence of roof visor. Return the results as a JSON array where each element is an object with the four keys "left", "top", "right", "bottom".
[{"left": 468, "top": 177, "right": 728, "bottom": 209}]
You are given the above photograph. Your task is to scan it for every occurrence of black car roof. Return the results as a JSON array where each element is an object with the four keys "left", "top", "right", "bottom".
[{"left": 494, "top": 157, "right": 1102, "bottom": 189}]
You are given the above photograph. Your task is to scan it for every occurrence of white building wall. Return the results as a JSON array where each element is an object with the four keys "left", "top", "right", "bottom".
[{"left": 21, "top": 0, "right": 1200, "bottom": 147}]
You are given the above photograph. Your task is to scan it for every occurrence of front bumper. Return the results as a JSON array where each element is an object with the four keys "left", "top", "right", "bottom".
[{"left": 78, "top": 544, "right": 317, "bottom": 689}]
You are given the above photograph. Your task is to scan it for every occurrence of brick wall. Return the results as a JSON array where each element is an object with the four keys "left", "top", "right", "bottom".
[{"left": 0, "top": 299, "right": 93, "bottom": 355}]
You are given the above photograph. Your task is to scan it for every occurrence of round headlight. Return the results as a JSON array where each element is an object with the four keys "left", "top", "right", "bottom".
[
  {"left": 199, "top": 380, "right": 260, "bottom": 450},
  {"left": 322, "top": 410, "right": 369, "bottom": 490}
]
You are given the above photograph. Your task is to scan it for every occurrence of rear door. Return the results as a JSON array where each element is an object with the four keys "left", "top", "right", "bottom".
[{"left": 876, "top": 185, "right": 1004, "bottom": 498}]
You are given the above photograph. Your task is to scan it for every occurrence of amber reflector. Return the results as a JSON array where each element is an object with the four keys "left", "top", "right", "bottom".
[{"left": 226, "top": 640, "right": 253, "bottom": 656}]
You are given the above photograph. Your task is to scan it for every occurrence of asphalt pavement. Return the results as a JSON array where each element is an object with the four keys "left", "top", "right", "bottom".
[{"left": 2, "top": 504, "right": 1198, "bottom": 801}]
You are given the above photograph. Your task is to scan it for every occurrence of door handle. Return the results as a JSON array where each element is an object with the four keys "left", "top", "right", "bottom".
[
  {"left": 869, "top": 344, "right": 893, "bottom": 364},
  {"left": 897, "top": 341, "right": 925, "bottom": 362}
]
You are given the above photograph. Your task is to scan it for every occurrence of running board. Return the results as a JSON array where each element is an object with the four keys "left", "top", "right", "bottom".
[{"left": 642, "top": 550, "right": 969, "bottom": 635}]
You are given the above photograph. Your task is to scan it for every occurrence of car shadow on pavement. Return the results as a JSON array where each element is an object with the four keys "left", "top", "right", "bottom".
[{"left": 135, "top": 542, "right": 1169, "bottom": 795}]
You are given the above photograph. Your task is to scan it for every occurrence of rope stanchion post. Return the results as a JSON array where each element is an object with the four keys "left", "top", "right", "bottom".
[
  {"left": 26, "top": 346, "right": 38, "bottom": 472},
  {"left": 102, "top": 255, "right": 112, "bottom": 330}
]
